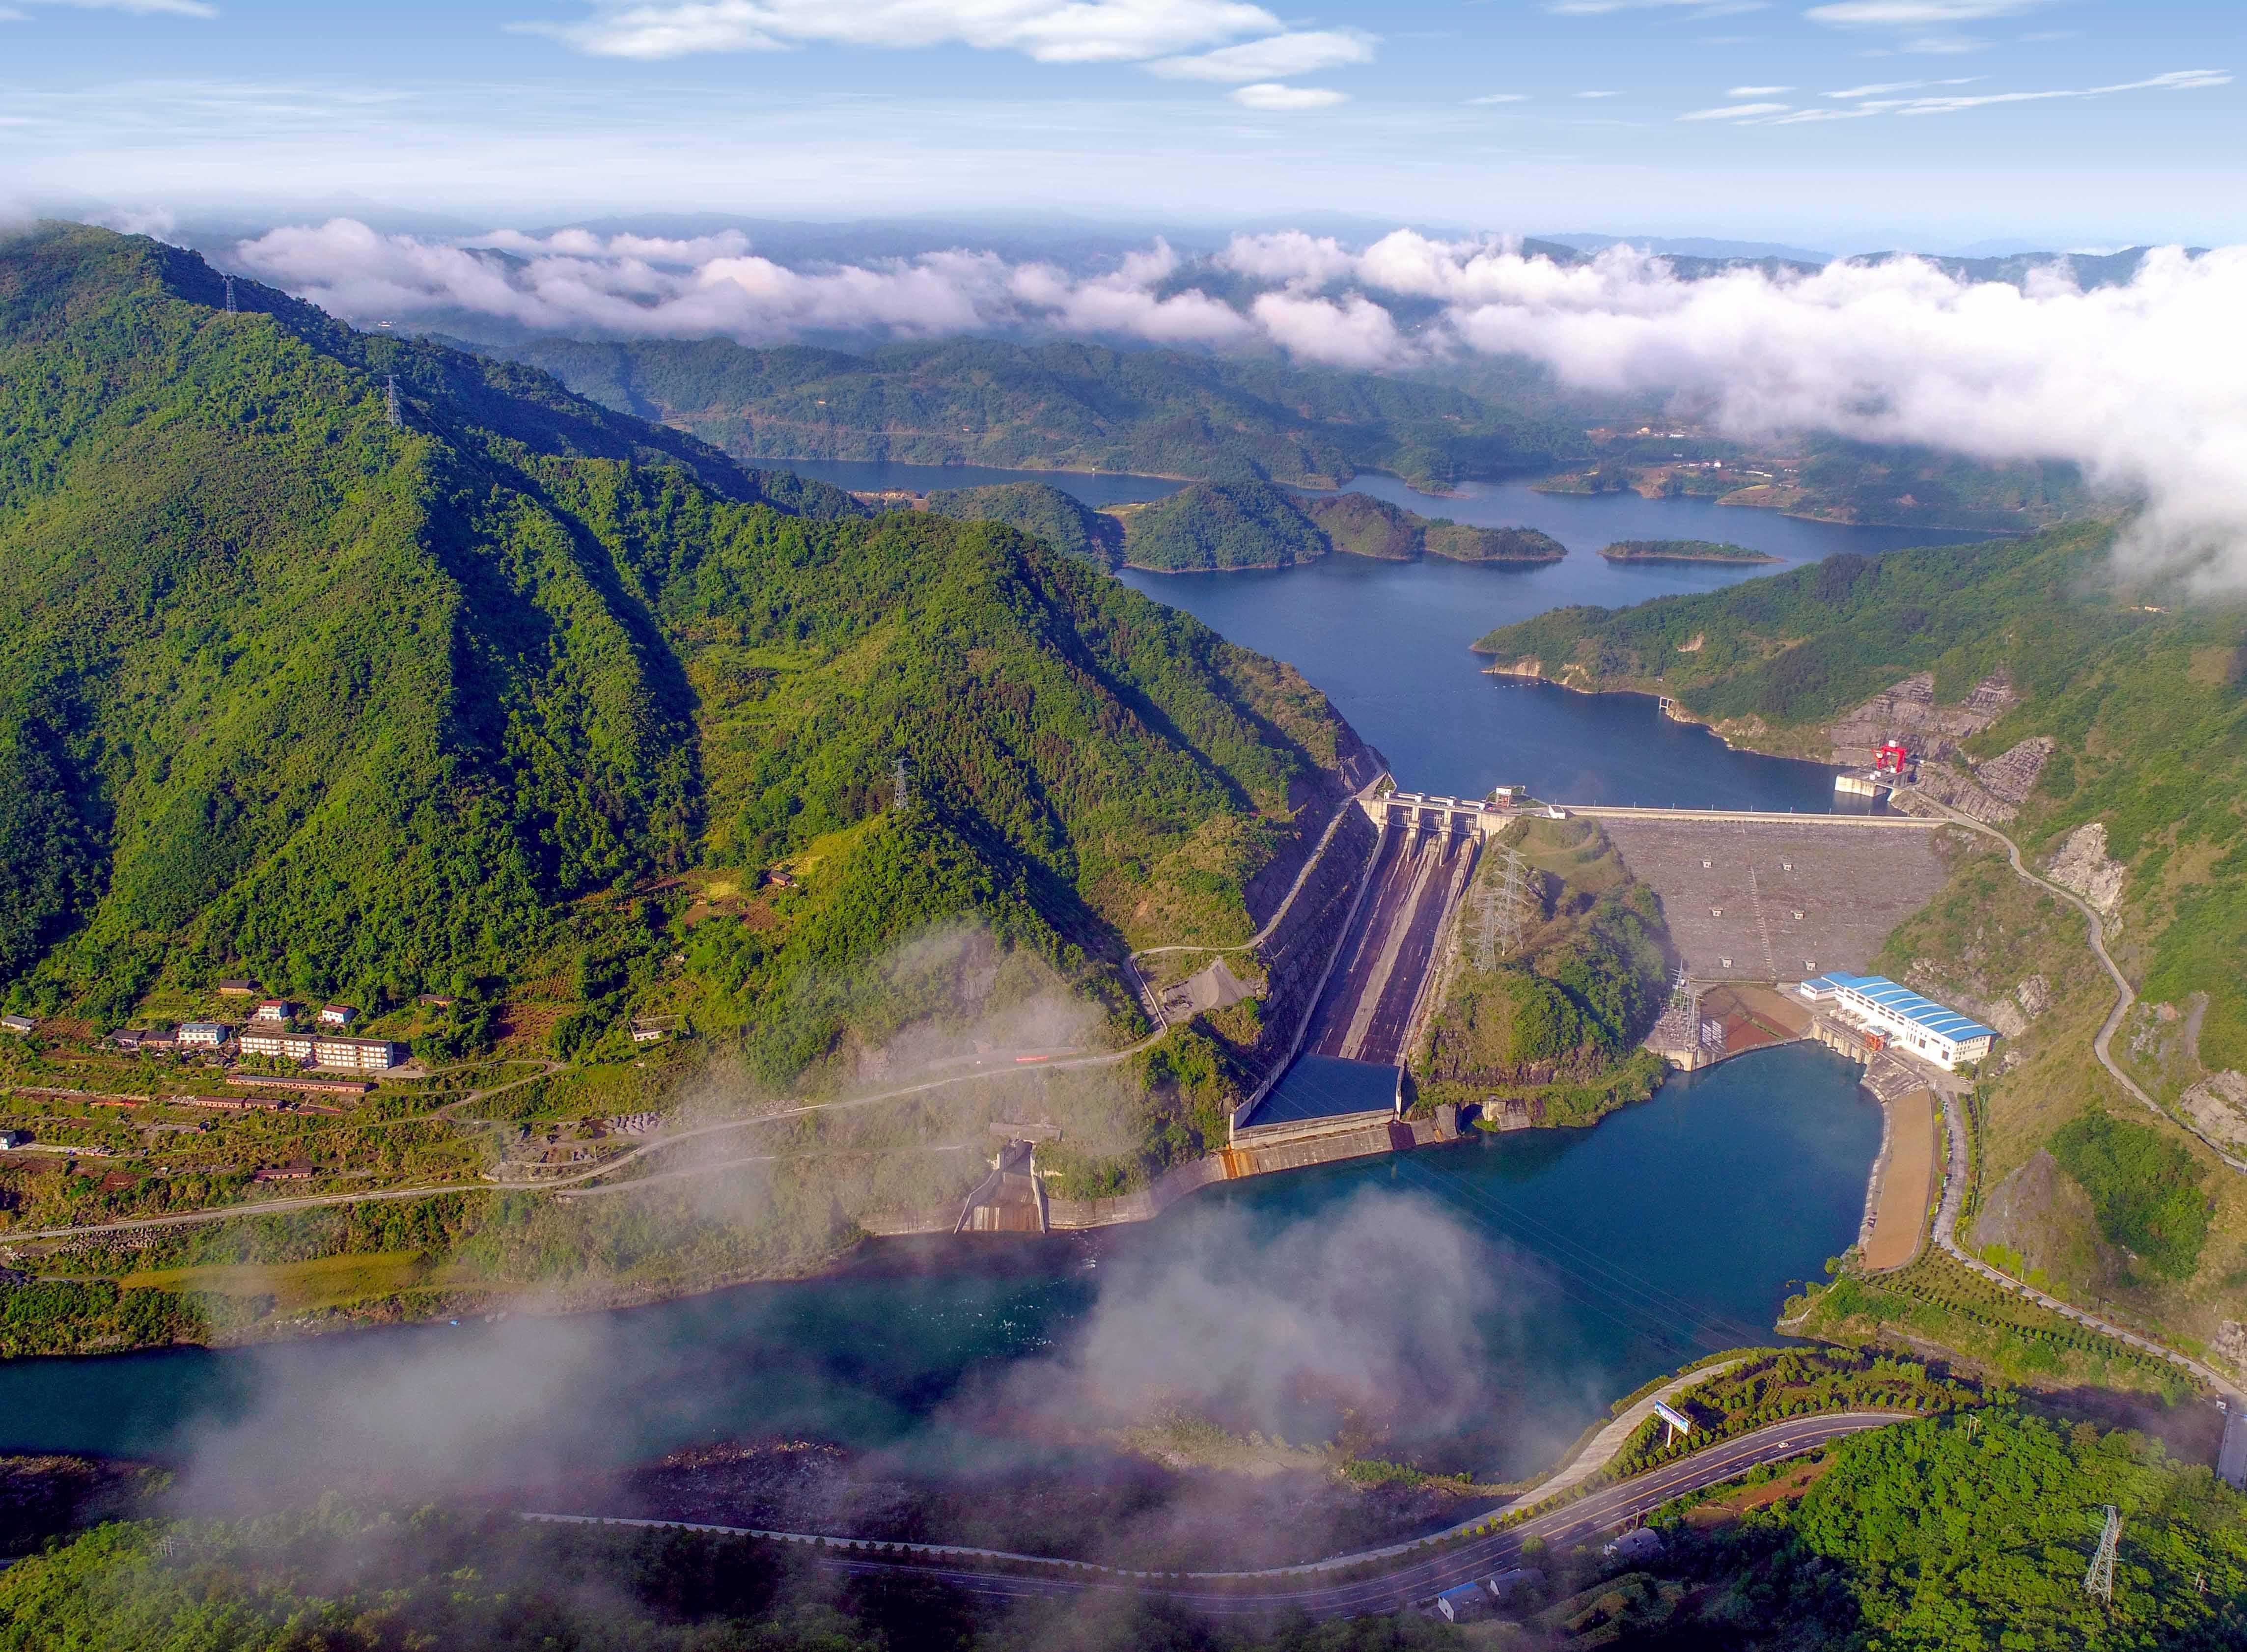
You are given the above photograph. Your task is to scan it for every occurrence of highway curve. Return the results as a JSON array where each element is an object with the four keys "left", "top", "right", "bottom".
[{"left": 531, "top": 1410, "right": 1909, "bottom": 1621}]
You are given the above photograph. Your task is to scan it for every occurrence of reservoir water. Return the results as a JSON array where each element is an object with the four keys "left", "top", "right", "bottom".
[
  {"left": 769, "top": 459, "right": 1996, "bottom": 807},
  {"left": 0, "top": 459, "right": 1948, "bottom": 1501}
]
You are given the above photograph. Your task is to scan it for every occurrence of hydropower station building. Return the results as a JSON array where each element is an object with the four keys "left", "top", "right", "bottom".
[{"left": 1798, "top": 972, "right": 1998, "bottom": 1068}]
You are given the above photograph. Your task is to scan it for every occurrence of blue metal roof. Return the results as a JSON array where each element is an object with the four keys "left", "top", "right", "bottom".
[{"left": 1822, "top": 972, "right": 1997, "bottom": 1043}]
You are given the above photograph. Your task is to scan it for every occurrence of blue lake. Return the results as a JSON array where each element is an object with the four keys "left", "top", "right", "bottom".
[{"left": 763, "top": 458, "right": 1996, "bottom": 807}]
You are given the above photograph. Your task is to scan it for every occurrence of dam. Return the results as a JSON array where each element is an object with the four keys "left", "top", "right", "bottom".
[{"left": 1235, "top": 790, "right": 1954, "bottom": 1143}]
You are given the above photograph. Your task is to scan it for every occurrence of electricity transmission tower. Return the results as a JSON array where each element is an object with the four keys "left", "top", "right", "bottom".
[
  {"left": 1474, "top": 845, "right": 1532, "bottom": 968},
  {"left": 384, "top": 374, "right": 404, "bottom": 427},
  {"left": 892, "top": 754, "right": 914, "bottom": 813},
  {"left": 222, "top": 274, "right": 238, "bottom": 315},
  {"left": 2084, "top": 1506, "right": 2121, "bottom": 1603}
]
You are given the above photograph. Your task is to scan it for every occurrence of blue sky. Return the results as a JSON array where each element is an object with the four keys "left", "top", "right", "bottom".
[{"left": 2, "top": 0, "right": 2238, "bottom": 247}]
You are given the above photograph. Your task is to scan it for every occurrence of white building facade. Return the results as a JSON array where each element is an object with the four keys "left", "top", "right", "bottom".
[{"left": 1799, "top": 972, "right": 1997, "bottom": 1066}]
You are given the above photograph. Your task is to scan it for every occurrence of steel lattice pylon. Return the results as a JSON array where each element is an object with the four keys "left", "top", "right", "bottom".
[
  {"left": 1474, "top": 845, "right": 1532, "bottom": 968},
  {"left": 892, "top": 754, "right": 914, "bottom": 812},
  {"left": 385, "top": 374, "right": 403, "bottom": 428},
  {"left": 2085, "top": 1506, "right": 2122, "bottom": 1603}
]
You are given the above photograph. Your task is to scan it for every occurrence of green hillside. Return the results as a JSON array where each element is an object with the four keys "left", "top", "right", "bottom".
[
  {"left": 1471, "top": 522, "right": 2247, "bottom": 1365},
  {"left": 1422, "top": 522, "right": 1565, "bottom": 563},
  {"left": 1416, "top": 816, "right": 1668, "bottom": 1125},
  {"left": 1111, "top": 474, "right": 1330, "bottom": 571},
  {"left": 921, "top": 481, "right": 1124, "bottom": 569},
  {"left": 0, "top": 224, "right": 1365, "bottom": 1069},
  {"left": 489, "top": 335, "right": 1583, "bottom": 491}
]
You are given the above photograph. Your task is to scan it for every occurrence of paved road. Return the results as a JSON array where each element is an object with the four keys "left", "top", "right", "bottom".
[
  {"left": 1917, "top": 797, "right": 2246, "bottom": 1175},
  {"left": 1131, "top": 774, "right": 1387, "bottom": 966},
  {"left": 528, "top": 1411, "right": 1906, "bottom": 1620},
  {"left": 1930, "top": 1088, "right": 2242, "bottom": 1400},
  {"left": 1567, "top": 805, "right": 1940, "bottom": 829},
  {"left": 0, "top": 1036, "right": 1169, "bottom": 1241}
]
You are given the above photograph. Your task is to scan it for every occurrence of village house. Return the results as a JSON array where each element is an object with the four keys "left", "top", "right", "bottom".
[
  {"left": 179, "top": 1022, "right": 230, "bottom": 1047},
  {"left": 216, "top": 979, "right": 260, "bottom": 997},
  {"left": 317, "top": 1004, "right": 357, "bottom": 1027},
  {"left": 0, "top": 1015, "right": 32, "bottom": 1034},
  {"left": 250, "top": 999, "right": 297, "bottom": 1024}
]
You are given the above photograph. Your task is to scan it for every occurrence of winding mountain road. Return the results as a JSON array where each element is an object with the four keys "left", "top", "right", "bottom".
[
  {"left": 528, "top": 1411, "right": 1908, "bottom": 1620},
  {"left": 1918, "top": 797, "right": 2244, "bottom": 1173}
]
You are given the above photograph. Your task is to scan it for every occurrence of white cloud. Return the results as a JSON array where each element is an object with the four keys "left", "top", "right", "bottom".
[
  {"left": 1679, "top": 100, "right": 1791, "bottom": 119},
  {"left": 515, "top": 0, "right": 1287, "bottom": 64},
  {"left": 1229, "top": 81, "right": 1347, "bottom": 109},
  {"left": 1753, "top": 66, "right": 2227, "bottom": 121},
  {"left": 1147, "top": 27, "right": 1375, "bottom": 82},
  {"left": 1901, "top": 33, "right": 1987, "bottom": 54},
  {"left": 1826, "top": 76, "right": 1976, "bottom": 95},
  {"left": 1576, "top": 89, "right": 1622, "bottom": 98},
  {"left": 1727, "top": 84, "right": 1793, "bottom": 94},
  {"left": 1467, "top": 92, "right": 1528, "bottom": 104},
  {"left": 231, "top": 220, "right": 2247, "bottom": 587},
  {"left": 1806, "top": 0, "right": 2036, "bottom": 23}
]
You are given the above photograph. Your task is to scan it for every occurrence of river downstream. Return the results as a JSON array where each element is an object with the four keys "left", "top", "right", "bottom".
[
  {"left": 0, "top": 1046, "right": 1874, "bottom": 1491},
  {"left": 0, "top": 462, "right": 1960, "bottom": 1497}
]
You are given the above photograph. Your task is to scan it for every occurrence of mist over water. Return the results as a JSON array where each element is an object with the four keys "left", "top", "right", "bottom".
[{"left": 0, "top": 1046, "right": 1875, "bottom": 1508}]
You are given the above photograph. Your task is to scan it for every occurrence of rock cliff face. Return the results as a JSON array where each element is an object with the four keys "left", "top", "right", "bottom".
[
  {"left": 1828, "top": 670, "right": 2016, "bottom": 768},
  {"left": 1827, "top": 670, "right": 2053, "bottom": 821},
  {"left": 2179, "top": 1071, "right": 2247, "bottom": 1154},
  {"left": 2045, "top": 823, "right": 2128, "bottom": 918}
]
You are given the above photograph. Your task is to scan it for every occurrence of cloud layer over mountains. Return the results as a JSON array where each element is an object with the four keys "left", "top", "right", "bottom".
[{"left": 234, "top": 220, "right": 2247, "bottom": 586}]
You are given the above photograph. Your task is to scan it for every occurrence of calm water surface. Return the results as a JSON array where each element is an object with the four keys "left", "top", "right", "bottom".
[
  {"left": 0, "top": 1046, "right": 1874, "bottom": 1483},
  {"left": 765, "top": 458, "right": 1995, "bottom": 807}
]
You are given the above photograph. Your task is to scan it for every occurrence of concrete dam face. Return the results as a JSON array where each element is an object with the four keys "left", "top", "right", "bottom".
[{"left": 1302, "top": 814, "right": 1479, "bottom": 1067}]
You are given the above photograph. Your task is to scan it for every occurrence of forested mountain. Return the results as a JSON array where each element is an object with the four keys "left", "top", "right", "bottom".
[
  {"left": 482, "top": 335, "right": 1584, "bottom": 491},
  {"left": 0, "top": 224, "right": 1367, "bottom": 1061},
  {"left": 1473, "top": 524, "right": 2247, "bottom": 1363},
  {"left": 921, "top": 481, "right": 1125, "bottom": 569}
]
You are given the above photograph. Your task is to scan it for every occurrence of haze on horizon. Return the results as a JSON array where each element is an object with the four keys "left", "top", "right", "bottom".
[
  {"left": 6, "top": 0, "right": 2244, "bottom": 588},
  {"left": 0, "top": 0, "right": 2238, "bottom": 250}
]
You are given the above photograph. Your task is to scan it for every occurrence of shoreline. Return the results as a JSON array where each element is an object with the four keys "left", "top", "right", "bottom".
[{"left": 1474, "top": 667, "right": 1837, "bottom": 768}]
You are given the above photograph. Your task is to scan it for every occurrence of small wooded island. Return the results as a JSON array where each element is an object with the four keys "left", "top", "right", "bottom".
[
  {"left": 1099, "top": 475, "right": 1569, "bottom": 572},
  {"left": 1598, "top": 538, "right": 1781, "bottom": 563}
]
